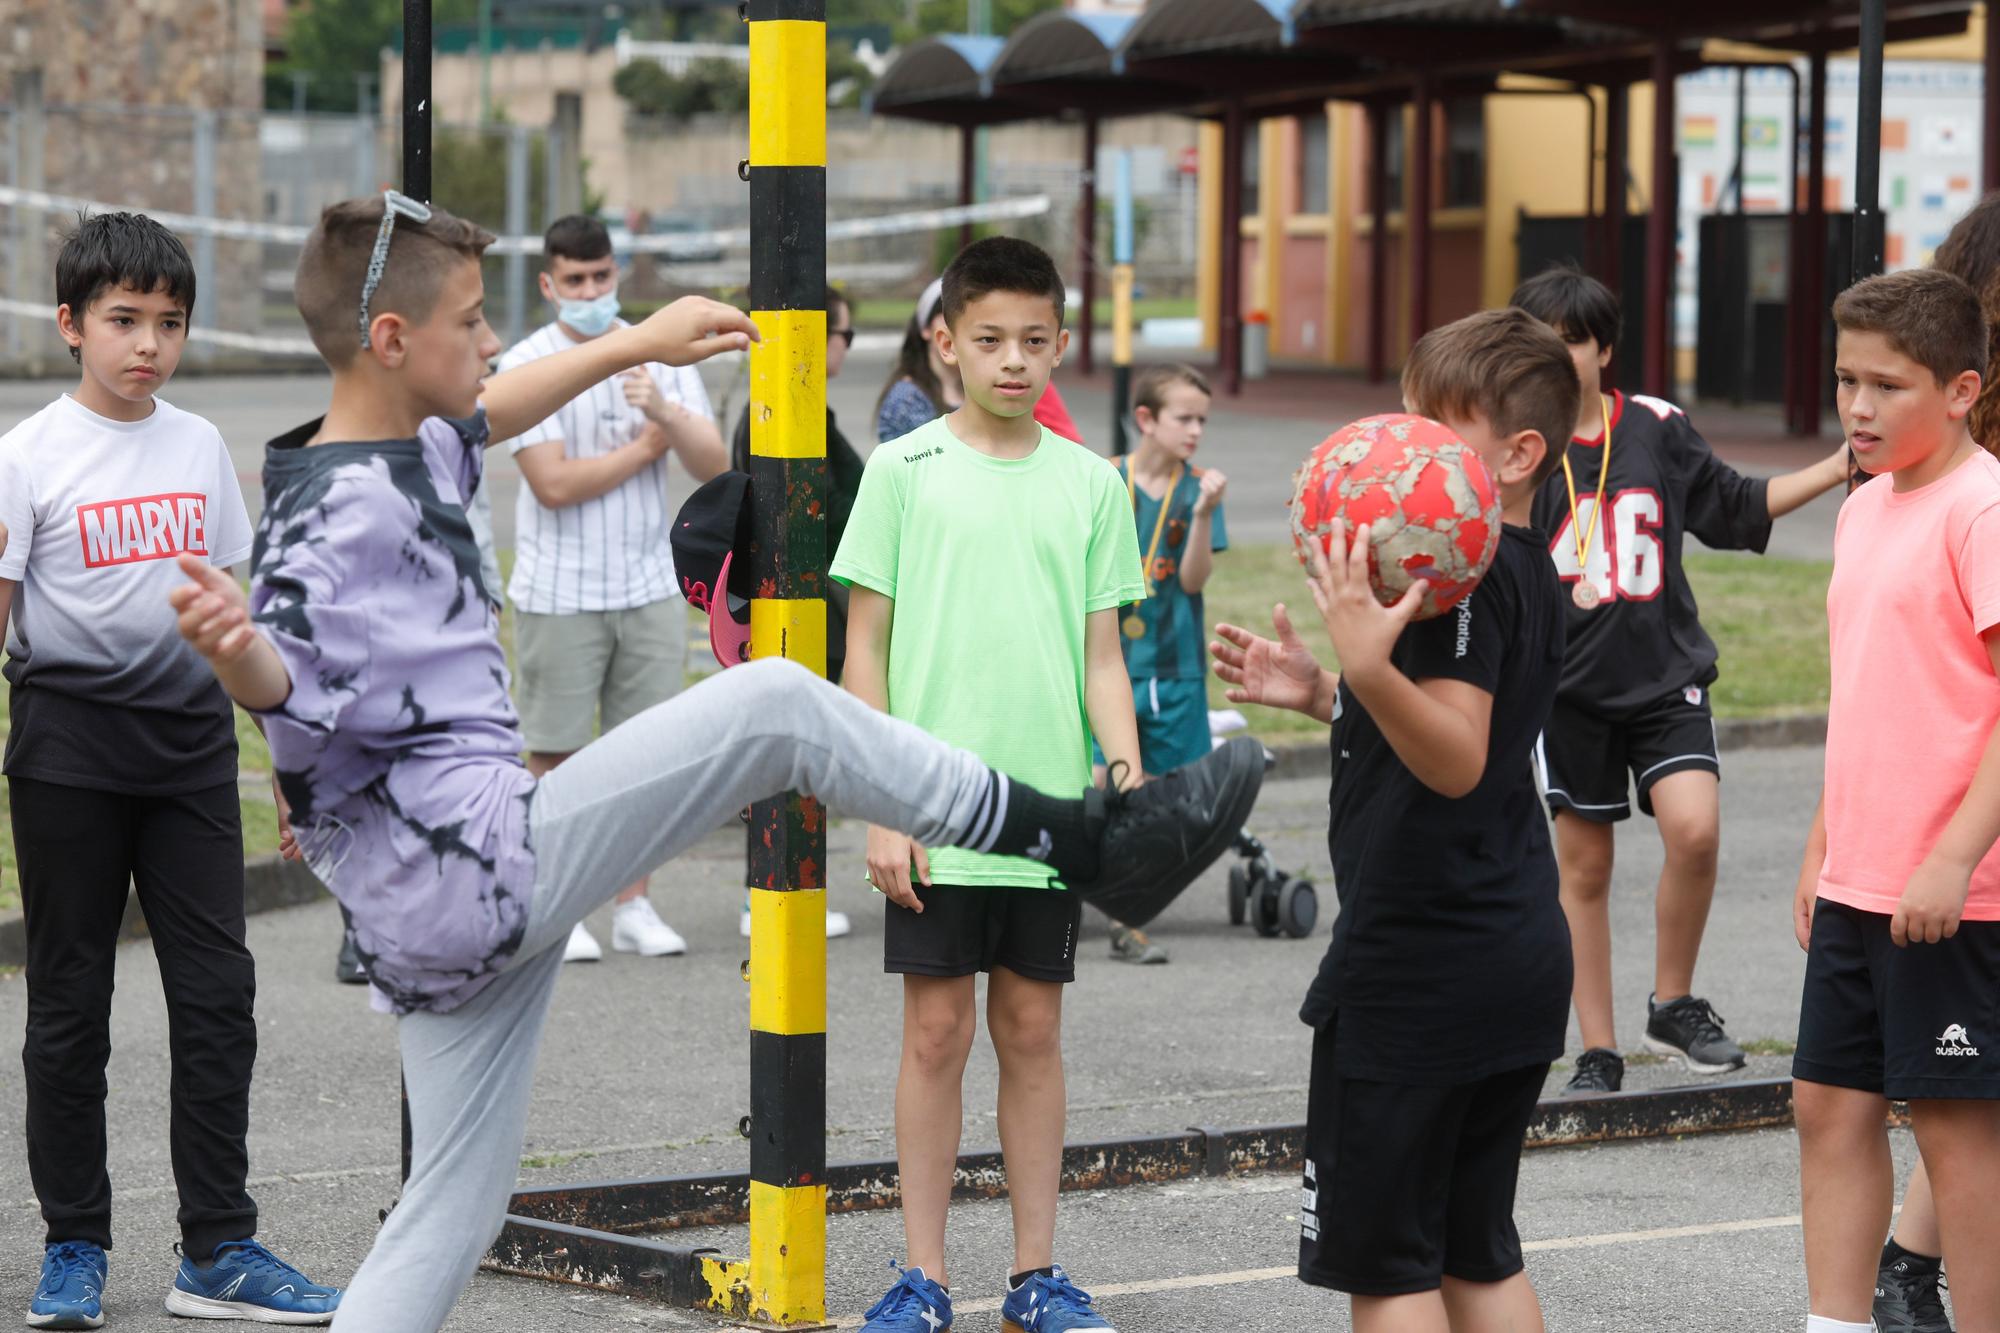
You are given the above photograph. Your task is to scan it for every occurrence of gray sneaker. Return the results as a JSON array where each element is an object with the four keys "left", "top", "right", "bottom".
[
  {"left": 1108, "top": 924, "right": 1169, "bottom": 965},
  {"left": 1643, "top": 994, "right": 1746, "bottom": 1074}
]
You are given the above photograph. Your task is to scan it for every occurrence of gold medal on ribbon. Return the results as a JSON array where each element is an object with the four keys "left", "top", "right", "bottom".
[
  {"left": 1119, "top": 458, "right": 1184, "bottom": 644},
  {"left": 1561, "top": 394, "right": 1614, "bottom": 612}
]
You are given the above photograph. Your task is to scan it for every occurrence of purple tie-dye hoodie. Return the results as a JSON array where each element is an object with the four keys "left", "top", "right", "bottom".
[{"left": 251, "top": 411, "right": 536, "bottom": 1013}]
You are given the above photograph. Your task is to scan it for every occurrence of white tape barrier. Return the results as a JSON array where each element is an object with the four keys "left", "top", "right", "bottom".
[
  {"left": 0, "top": 186, "right": 1052, "bottom": 258},
  {"left": 0, "top": 298, "right": 321, "bottom": 356}
]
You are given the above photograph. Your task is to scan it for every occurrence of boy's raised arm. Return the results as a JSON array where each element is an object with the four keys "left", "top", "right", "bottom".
[
  {"left": 1766, "top": 446, "right": 1852, "bottom": 519},
  {"left": 168, "top": 554, "right": 291, "bottom": 712},
  {"left": 480, "top": 296, "right": 758, "bottom": 444}
]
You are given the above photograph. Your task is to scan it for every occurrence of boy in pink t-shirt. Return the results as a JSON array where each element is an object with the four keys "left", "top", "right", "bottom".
[{"left": 1792, "top": 268, "right": 2000, "bottom": 1333}]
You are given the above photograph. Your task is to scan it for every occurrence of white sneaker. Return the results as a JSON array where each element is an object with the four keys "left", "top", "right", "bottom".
[
  {"left": 739, "top": 905, "right": 853, "bottom": 939},
  {"left": 611, "top": 898, "right": 687, "bottom": 957},
  {"left": 563, "top": 922, "right": 602, "bottom": 963}
]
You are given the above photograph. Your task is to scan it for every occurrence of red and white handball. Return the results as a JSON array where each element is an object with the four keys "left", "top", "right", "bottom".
[{"left": 1287, "top": 412, "right": 1503, "bottom": 621}]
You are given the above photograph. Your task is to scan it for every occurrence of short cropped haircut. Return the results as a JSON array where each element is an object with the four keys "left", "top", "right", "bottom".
[
  {"left": 1511, "top": 262, "right": 1621, "bottom": 353},
  {"left": 56, "top": 212, "right": 197, "bottom": 363},
  {"left": 940, "top": 236, "right": 1065, "bottom": 328},
  {"left": 1402, "top": 308, "right": 1580, "bottom": 488},
  {"left": 1134, "top": 363, "right": 1211, "bottom": 415},
  {"left": 543, "top": 213, "right": 612, "bottom": 266},
  {"left": 1832, "top": 269, "right": 1987, "bottom": 387},
  {"left": 294, "top": 196, "right": 495, "bottom": 369}
]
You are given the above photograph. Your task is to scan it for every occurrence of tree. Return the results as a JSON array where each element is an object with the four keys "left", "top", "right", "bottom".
[
  {"left": 274, "top": 0, "right": 480, "bottom": 112},
  {"left": 613, "top": 57, "right": 750, "bottom": 120}
]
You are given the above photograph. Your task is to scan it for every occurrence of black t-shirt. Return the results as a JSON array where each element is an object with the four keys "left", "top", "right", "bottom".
[
  {"left": 5, "top": 682, "right": 237, "bottom": 796},
  {"left": 1529, "top": 391, "right": 1772, "bottom": 716},
  {"left": 730, "top": 406, "right": 866, "bottom": 682},
  {"left": 1301, "top": 525, "right": 1572, "bottom": 1084}
]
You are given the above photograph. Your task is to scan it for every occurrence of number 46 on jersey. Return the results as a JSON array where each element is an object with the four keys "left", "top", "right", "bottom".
[{"left": 1549, "top": 490, "right": 1665, "bottom": 606}]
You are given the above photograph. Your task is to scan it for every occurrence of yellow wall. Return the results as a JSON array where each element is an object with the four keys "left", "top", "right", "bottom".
[
  {"left": 1196, "top": 120, "right": 1222, "bottom": 352},
  {"left": 1481, "top": 84, "right": 1597, "bottom": 309}
]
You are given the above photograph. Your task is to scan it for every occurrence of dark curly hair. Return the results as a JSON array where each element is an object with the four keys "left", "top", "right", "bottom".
[{"left": 1933, "top": 192, "right": 2000, "bottom": 455}]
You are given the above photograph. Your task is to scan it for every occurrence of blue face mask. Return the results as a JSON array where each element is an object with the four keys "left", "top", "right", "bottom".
[{"left": 556, "top": 288, "right": 620, "bottom": 338}]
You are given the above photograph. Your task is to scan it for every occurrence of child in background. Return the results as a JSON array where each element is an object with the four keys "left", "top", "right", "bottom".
[
  {"left": 1096, "top": 363, "right": 1228, "bottom": 964},
  {"left": 1513, "top": 264, "right": 1849, "bottom": 1093}
]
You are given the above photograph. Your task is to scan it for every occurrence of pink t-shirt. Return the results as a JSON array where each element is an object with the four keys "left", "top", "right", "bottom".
[{"left": 1821, "top": 447, "right": 2000, "bottom": 919}]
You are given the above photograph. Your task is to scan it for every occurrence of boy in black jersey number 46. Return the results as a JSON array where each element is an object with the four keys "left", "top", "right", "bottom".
[{"left": 1514, "top": 266, "right": 1849, "bottom": 1094}]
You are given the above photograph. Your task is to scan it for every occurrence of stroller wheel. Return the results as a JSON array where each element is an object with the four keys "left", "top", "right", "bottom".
[
  {"left": 1278, "top": 877, "right": 1319, "bottom": 938},
  {"left": 1227, "top": 865, "right": 1249, "bottom": 926},
  {"left": 1252, "top": 872, "right": 1284, "bottom": 937}
]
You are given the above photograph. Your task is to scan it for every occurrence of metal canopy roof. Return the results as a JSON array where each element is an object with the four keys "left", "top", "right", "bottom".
[{"left": 871, "top": 0, "right": 1976, "bottom": 125}]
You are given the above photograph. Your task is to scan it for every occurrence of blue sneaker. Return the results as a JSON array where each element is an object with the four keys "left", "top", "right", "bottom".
[
  {"left": 27, "top": 1241, "right": 106, "bottom": 1330},
  {"left": 1001, "top": 1265, "right": 1114, "bottom": 1332},
  {"left": 163, "top": 1239, "right": 340, "bottom": 1324},
  {"left": 860, "top": 1263, "right": 952, "bottom": 1332}
]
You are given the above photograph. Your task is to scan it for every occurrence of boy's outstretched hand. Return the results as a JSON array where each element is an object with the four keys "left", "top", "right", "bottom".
[
  {"left": 1307, "top": 519, "right": 1422, "bottom": 683},
  {"left": 625, "top": 295, "right": 760, "bottom": 366},
  {"left": 1211, "top": 605, "right": 1329, "bottom": 719},
  {"left": 169, "top": 554, "right": 259, "bottom": 662}
]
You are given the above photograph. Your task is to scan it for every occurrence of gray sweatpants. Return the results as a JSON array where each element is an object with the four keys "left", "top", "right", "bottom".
[{"left": 331, "top": 658, "right": 999, "bottom": 1332}]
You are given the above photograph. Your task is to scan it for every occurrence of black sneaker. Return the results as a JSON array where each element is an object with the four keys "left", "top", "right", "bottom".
[
  {"left": 335, "top": 931, "right": 368, "bottom": 985},
  {"left": 1875, "top": 1255, "right": 1952, "bottom": 1333},
  {"left": 1643, "top": 993, "right": 1746, "bottom": 1074},
  {"left": 1075, "top": 738, "right": 1266, "bottom": 925},
  {"left": 1563, "top": 1047, "right": 1624, "bottom": 1096}
]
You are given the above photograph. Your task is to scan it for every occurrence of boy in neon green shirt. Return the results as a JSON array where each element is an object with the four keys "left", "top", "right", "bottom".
[{"left": 833, "top": 237, "right": 1142, "bottom": 1331}]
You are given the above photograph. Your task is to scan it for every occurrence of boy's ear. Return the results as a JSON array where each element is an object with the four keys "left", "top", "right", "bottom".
[
  {"left": 1597, "top": 343, "right": 1614, "bottom": 369},
  {"left": 364, "top": 311, "right": 410, "bottom": 369},
  {"left": 1499, "top": 429, "right": 1548, "bottom": 489},
  {"left": 537, "top": 271, "right": 556, "bottom": 304},
  {"left": 934, "top": 322, "right": 958, "bottom": 366},
  {"left": 1133, "top": 403, "right": 1156, "bottom": 433},
  {"left": 56, "top": 303, "right": 83, "bottom": 353},
  {"left": 1949, "top": 367, "right": 1983, "bottom": 419},
  {"left": 1054, "top": 327, "right": 1069, "bottom": 367}
]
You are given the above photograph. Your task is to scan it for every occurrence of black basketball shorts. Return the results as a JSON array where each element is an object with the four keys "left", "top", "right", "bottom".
[
  {"left": 883, "top": 882, "right": 1082, "bottom": 984},
  {"left": 1298, "top": 1022, "right": 1549, "bottom": 1296},
  {"left": 1794, "top": 898, "right": 2000, "bottom": 1100},
  {"left": 1536, "top": 686, "right": 1720, "bottom": 824}
]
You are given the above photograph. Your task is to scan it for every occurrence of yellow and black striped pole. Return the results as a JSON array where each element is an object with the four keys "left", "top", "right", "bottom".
[{"left": 738, "top": 0, "right": 830, "bottom": 1326}]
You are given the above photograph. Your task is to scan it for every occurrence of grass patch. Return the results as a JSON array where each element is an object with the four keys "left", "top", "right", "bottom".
[
  {"left": 1739, "top": 1037, "right": 1798, "bottom": 1057},
  {"left": 1202, "top": 544, "right": 1833, "bottom": 742}
]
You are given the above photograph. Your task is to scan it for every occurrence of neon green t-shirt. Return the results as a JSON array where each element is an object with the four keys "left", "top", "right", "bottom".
[{"left": 831, "top": 416, "right": 1145, "bottom": 887}]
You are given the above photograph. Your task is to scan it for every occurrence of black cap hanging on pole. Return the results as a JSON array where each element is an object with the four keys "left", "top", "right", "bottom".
[
  {"left": 404, "top": 0, "right": 434, "bottom": 204},
  {"left": 1851, "top": 0, "right": 1886, "bottom": 280}
]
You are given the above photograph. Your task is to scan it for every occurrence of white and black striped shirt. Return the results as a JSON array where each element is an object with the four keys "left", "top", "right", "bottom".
[{"left": 498, "top": 320, "right": 713, "bottom": 614}]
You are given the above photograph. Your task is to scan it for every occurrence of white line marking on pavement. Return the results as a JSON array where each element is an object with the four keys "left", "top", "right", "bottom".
[{"left": 826, "top": 1215, "right": 1808, "bottom": 1327}]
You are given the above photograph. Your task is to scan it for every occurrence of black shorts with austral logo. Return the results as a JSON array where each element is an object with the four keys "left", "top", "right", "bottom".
[
  {"left": 1794, "top": 899, "right": 2000, "bottom": 1100},
  {"left": 883, "top": 883, "right": 1082, "bottom": 984}
]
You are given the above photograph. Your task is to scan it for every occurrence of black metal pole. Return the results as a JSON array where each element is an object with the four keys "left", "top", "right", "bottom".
[
  {"left": 398, "top": 0, "right": 432, "bottom": 1195},
  {"left": 403, "top": 0, "right": 433, "bottom": 203},
  {"left": 1852, "top": 0, "right": 1885, "bottom": 279}
]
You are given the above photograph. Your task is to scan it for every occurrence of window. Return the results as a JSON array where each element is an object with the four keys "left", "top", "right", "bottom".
[
  {"left": 1297, "top": 113, "right": 1330, "bottom": 215},
  {"left": 1444, "top": 99, "right": 1485, "bottom": 208},
  {"left": 1242, "top": 118, "right": 1262, "bottom": 217},
  {"left": 1379, "top": 108, "right": 1405, "bottom": 213}
]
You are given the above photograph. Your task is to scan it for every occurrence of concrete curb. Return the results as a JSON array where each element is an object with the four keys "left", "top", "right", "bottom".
[
  {"left": 1263, "top": 711, "right": 1828, "bottom": 783},
  {"left": 0, "top": 855, "right": 326, "bottom": 969}
]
